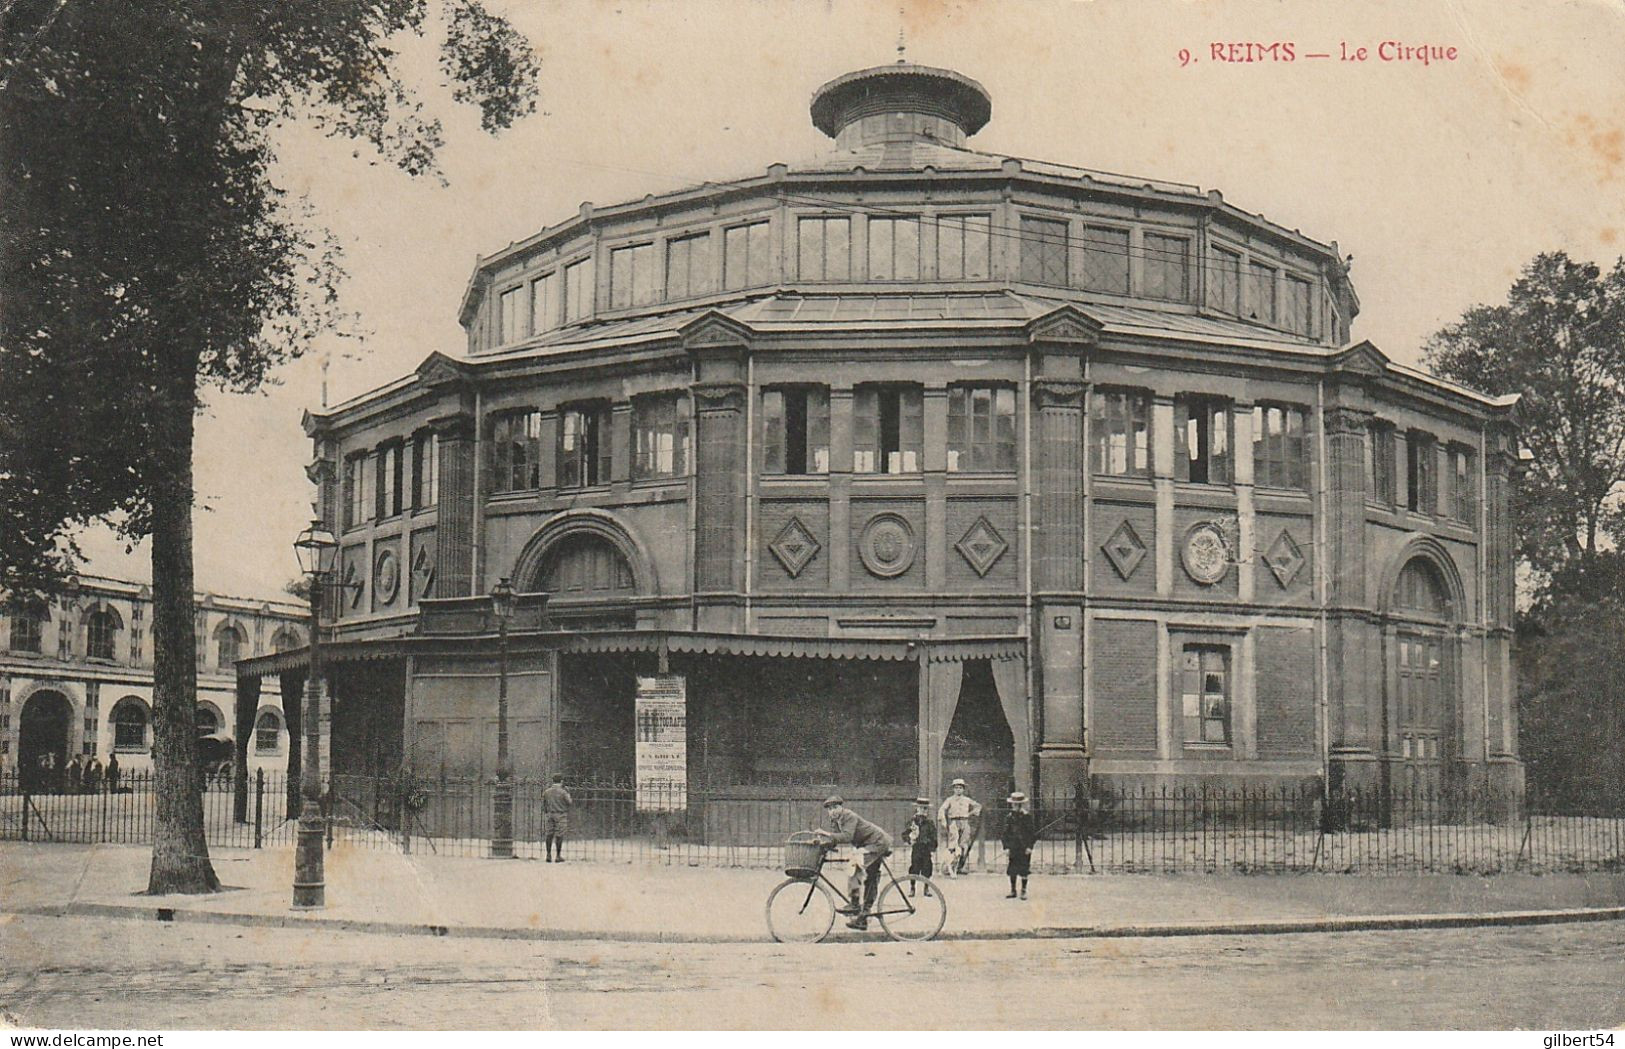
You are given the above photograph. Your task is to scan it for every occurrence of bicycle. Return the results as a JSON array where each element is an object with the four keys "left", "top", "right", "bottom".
[{"left": 765, "top": 831, "right": 947, "bottom": 943}]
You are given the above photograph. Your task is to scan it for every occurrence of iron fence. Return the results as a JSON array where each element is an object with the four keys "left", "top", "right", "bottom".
[{"left": 3, "top": 771, "right": 1621, "bottom": 875}]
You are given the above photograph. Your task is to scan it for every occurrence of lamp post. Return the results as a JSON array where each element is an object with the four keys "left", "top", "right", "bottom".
[
  {"left": 292, "top": 519, "right": 340, "bottom": 909},
  {"left": 489, "top": 576, "right": 516, "bottom": 858}
]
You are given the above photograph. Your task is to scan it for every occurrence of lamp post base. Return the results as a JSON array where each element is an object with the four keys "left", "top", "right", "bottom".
[
  {"left": 491, "top": 779, "right": 514, "bottom": 859},
  {"left": 293, "top": 815, "right": 326, "bottom": 909}
]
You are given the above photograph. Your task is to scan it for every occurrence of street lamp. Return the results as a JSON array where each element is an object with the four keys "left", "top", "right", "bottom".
[
  {"left": 490, "top": 576, "right": 516, "bottom": 858},
  {"left": 292, "top": 518, "right": 339, "bottom": 909}
]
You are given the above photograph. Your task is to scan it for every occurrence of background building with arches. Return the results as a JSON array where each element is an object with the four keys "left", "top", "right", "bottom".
[
  {"left": 250, "top": 60, "right": 1522, "bottom": 805},
  {"left": 1, "top": 574, "right": 306, "bottom": 785}
]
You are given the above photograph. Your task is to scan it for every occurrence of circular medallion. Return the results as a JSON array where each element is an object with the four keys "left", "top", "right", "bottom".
[
  {"left": 1181, "top": 522, "right": 1230, "bottom": 585},
  {"left": 859, "top": 513, "right": 917, "bottom": 578},
  {"left": 374, "top": 548, "right": 400, "bottom": 604}
]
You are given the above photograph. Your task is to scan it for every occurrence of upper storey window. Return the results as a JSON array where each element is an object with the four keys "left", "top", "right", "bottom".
[
  {"left": 1079, "top": 227, "right": 1130, "bottom": 295},
  {"left": 1449, "top": 446, "right": 1476, "bottom": 522},
  {"left": 412, "top": 431, "right": 439, "bottom": 510},
  {"left": 8, "top": 607, "right": 44, "bottom": 653},
  {"left": 1175, "top": 395, "right": 1233, "bottom": 484},
  {"left": 935, "top": 215, "right": 990, "bottom": 280},
  {"left": 633, "top": 393, "right": 689, "bottom": 480},
  {"left": 1283, "top": 275, "right": 1313, "bottom": 337},
  {"left": 1091, "top": 388, "right": 1151, "bottom": 477},
  {"left": 1406, "top": 431, "right": 1437, "bottom": 514},
  {"left": 1368, "top": 421, "right": 1397, "bottom": 506},
  {"left": 854, "top": 384, "right": 923, "bottom": 474},
  {"left": 86, "top": 608, "right": 120, "bottom": 662},
  {"left": 529, "top": 272, "right": 557, "bottom": 335},
  {"left": 488, "top": 409, "right": 542, "bottom": 494},
  {"left": 948, "top": 385, "right": 1016, "bottom": 473},
  {"left": 343, "top": 452, "right": 370, "bottom": 530},
  {"left": 798, "top": 217, "right": 851, "bottom": 281},
  {"left": 1212, "top": 247, "right": 1242, "bottom": 314},
  {"left": 609, "top": 243, "right": 656, "bottom": 309},
  {"left": 499, "top": 286, "right": 526, "bottom": 344},
  {"left": 1144, "top": 233, "right": 1191, "bottom": 302},
  {"left": 867, "top": 217, "right": 920, "bottom": 280},
  {"left": 724, "top": 222, "right": 772, "bottom": 291},
  {"left": 563, "top": 257, "right": 594, "bottom": 323},
  {"left": 666, "top": 233, "right": 714, "bottom": 299},
  {"left": 1247, "top": 260, "right": 1277, "bottom": 324},
  {"left": 1252, "top": 404, "right": 1309, "bottom": 490},
  {"left": 763, "top": 387, "right": 830, "bottom": 476},
  {"left": 1021, "top": 217, "right": 1067, "bottom": 286},
  {"left": 559, "top": 403, "right": 612, "bottom": 489},
  {"left": 375, "top": 441, "right": 403, "bottom": 519}
]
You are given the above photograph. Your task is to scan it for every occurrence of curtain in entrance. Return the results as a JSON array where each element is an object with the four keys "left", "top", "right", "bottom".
[
  {"left": 919, "top": 660, "right": 964, "bottom": 798},
  {"left": 988, "top": 658, "right": 1032, "bottom": 793}
]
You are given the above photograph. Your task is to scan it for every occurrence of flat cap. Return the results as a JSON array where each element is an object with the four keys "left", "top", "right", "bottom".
[{"left": 822, "top": 795, "right": 845, "bottom": 807}]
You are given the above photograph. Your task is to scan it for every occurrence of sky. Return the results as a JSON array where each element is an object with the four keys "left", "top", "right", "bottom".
[{"left": 66, "top": 0, "right": 1625, "bottom": 599}]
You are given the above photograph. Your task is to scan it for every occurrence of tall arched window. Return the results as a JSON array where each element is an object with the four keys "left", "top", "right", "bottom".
[
  {"left": 255, "top": 710, "right": 284, "bottom": 753},
  {"left": 539, "top": 533, "right": 637, "bottom": 597},
  {"left": 270, "top": 626, "right": 303, "bottom": 653},
  {"left": 111, "top": 697, "right": 150, "bottom": 752},
  {"left": 195, "top": 705, "right": 221, "bottom": 737},
  {"left": 216, "top": 624, "right": 245, "bottom": 668},
  {"left": 1391, "top": 556, "right": 1457, "bottom": 780},
  {"left": 85, "top": 607, "right": 122, "bottom": 661}
]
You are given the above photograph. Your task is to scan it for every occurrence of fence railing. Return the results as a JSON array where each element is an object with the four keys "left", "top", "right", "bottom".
[{"left": 3, "top": 771, "right": 1622, "bottom": 875}]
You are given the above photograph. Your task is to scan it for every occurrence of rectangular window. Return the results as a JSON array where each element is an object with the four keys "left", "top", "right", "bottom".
[
  {"left": 412, "top": 431, "right": 439, "bottom": 510},
  {"left": 1283, "top": 275, "right": 1313, "bottom": 336},
  {"left": 934, "top": 214, "right": 990, "bottom": 280},
  {"left": 1247, "top": 260, "right": 1277, "bottom": 324},
  {"left": 488, "top": 410, "right": 542, "bottom": 494},
  {"left": 853, "top": 385, "right": 924, "bottom": 474},
  {"left": 633, "top": 393, "right": 689, "bottom": 479},
  {"left": 1212, "top": 248, "right": 1242, "bottom": 314},
  {"left": 1450, "top": 446, "right": 1476, "bottom": 521},
  {"left": 1144, "top": 233, "right": 1191, "bottom": 302},
  {"left": 724, "top": 221, "right": 772, "bottom": 291},
  {"left": 1368, "top": 422, "right": 1396, "bottom": 505},
  {"left": 1079, "top": 226, "right": 1130, "bottom": 295},
  {"left": 563, "top": 257, "right": 594, "bottom": 323},
  {"left": 1175, "top": 396, "right": 1233, "bottom": 484},
  {"left": 375, "top": 442, "right": 402, "bottom": 519},
  {"left": 609, "top": 242, "right": 656, "bottom": 309},
  {"left": 947, "top": 386, "right": 1017, "bottom": 472},
  {"left": 1181, "top": 645, "right": 1231, "bottom": 746},
  {"left": 558, "top": 403, "right": 612, "bottom": 488},
  {"left": 797, "top": 217, "right": 850, "bottom": 281},
  {"left": 343, "top": 453, "right": 368, "bottom": 529},
  {"left": 866, "top": 217, "right": 920, "bottom": 280},
  {"left": 665, "top": 232, "right": 714, "bottom": 299},
  {"left": 762, "top": 387, "right": 830, "bottom": 475},
  {"left": 1021, "top": 216, "right": 1067, "bottom": 286},
  {"left": 1090, "top": 388, "right": 1151, "bottom": 477},
  {"left": 1251, "top": 404, "right": 1310, "bottom": 489},
  {"left": 1406, "top": 431, "right": 1437, "bottom": 513},
  {"left": 529, "top": 272, "right": 557, "bottom": 334},
  {"left": 498, "top": 285, "right": 527, "bottom": 344},
  {"left": 8, "top": 611, "right": 42, "bottom": 654}
]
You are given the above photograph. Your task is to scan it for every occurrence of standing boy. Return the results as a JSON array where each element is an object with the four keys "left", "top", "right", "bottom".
[
  {"left": 902, "top": 796, "right": 938, "bottom": 894},
  {"left": 1001, "top": 791, "right": 1038, "bottom": 899},
  {"left": 937, "top": 778, "right": 982, "bottom": 876},
  {"left": 541, "top": 773, "right": 572, "bottom": 862}
]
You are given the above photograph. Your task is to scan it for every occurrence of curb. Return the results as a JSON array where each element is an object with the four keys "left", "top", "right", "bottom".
[{"left": 35, "top": 900, "right": 1625, "bottom": 945}]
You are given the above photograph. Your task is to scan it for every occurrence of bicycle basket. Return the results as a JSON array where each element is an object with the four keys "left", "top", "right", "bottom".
[{"left": 783, "top": 831, "right": 825, "bottom": 878}]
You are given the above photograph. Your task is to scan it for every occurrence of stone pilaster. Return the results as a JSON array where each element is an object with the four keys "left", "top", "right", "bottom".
[
  {"left": 432, "top": 412, "right": 477, "bottom": 600},
  {"left": 1323, "top": 404, "right": 1374, "bottom": 785}
]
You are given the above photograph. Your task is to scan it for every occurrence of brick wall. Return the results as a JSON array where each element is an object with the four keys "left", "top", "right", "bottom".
[
  {"left": 1091, "top": 619, "right": 1157, "bottom": 755},
  {"left": 1254, "top": 624, "right": 1317, "bottom": 757}
]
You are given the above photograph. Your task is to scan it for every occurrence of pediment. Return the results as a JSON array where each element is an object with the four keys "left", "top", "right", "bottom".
[
  {"left": 1025, "top": 305, "right": 1105, "bottom": 346},
  {"left": 680, "top": 310, "right": 755, "bottom": 351},
  {"left": 415, "top": 352, "right": 471, "bottom": 390},
  {"left": 1332, "top": 340, "right": 1390, "bottom": 377}
]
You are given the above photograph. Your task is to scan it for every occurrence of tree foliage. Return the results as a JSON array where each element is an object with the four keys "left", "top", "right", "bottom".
[
  {"left": 0, "top": 0, "right": 538, "bottom": 891},
  {"left": 1423, "top": 252, "right": 1625, "bottom": 579}
]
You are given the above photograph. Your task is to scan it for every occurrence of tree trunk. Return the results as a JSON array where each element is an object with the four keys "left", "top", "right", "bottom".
[{"left": 146, "top": 387, "right": 220, "bottom": 895}]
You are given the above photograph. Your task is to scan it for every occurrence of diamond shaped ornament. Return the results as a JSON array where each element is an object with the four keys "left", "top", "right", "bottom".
[
  {"left": 1264, "top": 529, "right": 1305, "bottom": 587},
  {"left": 955, "top": 516, "right": 1009, "bottom": 577},
  {"left": 1102, "top": 520, "right": 1147, "bottom": 581},
  {"left": 769, "top": 516, "right": 820, "bottom": 578}
]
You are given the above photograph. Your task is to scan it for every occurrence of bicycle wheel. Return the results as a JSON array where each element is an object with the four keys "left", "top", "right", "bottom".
[
  {"left": 765, "top": 877, "right": 838, "bottom": 944},
  {"left": 874, "top": 875, "right": 947, "bottom": 942}
]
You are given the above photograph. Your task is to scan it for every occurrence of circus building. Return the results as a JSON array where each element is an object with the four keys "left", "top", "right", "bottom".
[{"left": 239, "top": 60, "right": 1521, "bottom": 813}]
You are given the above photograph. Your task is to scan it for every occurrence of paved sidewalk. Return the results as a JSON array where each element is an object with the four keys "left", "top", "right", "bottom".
[{"left": 5, "top": 842, "right": 1625, "bottom": 943}]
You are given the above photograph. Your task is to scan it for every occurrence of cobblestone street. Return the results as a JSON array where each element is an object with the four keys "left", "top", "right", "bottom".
[{"left": 2, "top": 913, "right": 1622, "bottom": 1029}]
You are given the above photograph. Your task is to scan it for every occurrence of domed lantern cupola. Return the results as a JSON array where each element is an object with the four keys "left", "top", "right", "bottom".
[{"left": 810, "top": 62, "right": 992, "bottom": 150}]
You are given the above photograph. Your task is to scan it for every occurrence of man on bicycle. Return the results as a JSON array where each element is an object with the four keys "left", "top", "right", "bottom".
[{"left": 813, "top": 795, "right": 893, "bottom": 930}]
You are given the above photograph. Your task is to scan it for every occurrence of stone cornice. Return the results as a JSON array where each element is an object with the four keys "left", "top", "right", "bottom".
[{"left": 1031, "top": 379, "right": 1088, "bottom": 409}]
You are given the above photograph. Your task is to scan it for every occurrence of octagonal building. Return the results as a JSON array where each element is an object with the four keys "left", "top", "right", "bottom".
[{"left": 259, "top": 62, "right": 1521, "bottom": 816}]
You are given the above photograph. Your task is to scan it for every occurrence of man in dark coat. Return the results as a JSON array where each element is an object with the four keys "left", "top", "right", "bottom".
[
  {"left": 901, "top": 796, "right": 937, "bottom": 894},
  {"left": 66, "top": 754, "right": 83, "bottom": 793},
  {"left": 106, "top": 753, "right": 120, "bottom": 793},
  {"left": 1001, "top": 791, "right": 1038, "bottom": 900},
  {"left": 540, "top": 774, "right": 572, "bottom": 862},
  {"left": 814, "top": 796, "right": 893, "bottom": 930},
  {"left": 84, "top": 756, "right": 104, "bottom": 794}
]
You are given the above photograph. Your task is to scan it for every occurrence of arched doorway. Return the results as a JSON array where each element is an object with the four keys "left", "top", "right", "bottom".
[
  {"left": 536, "top": 531, "right": 639, "bottom": 629},
  {"left": 1388, "top": 556, "right": 1458, "bottom": 798},
  {"left": 19, "top": 690, "right": 73, "bottom": 793}
]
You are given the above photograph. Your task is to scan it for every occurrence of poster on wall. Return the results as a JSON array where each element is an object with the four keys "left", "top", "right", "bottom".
[{"left": 635, "top": 674, "right": 687, "bottom": 811}]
